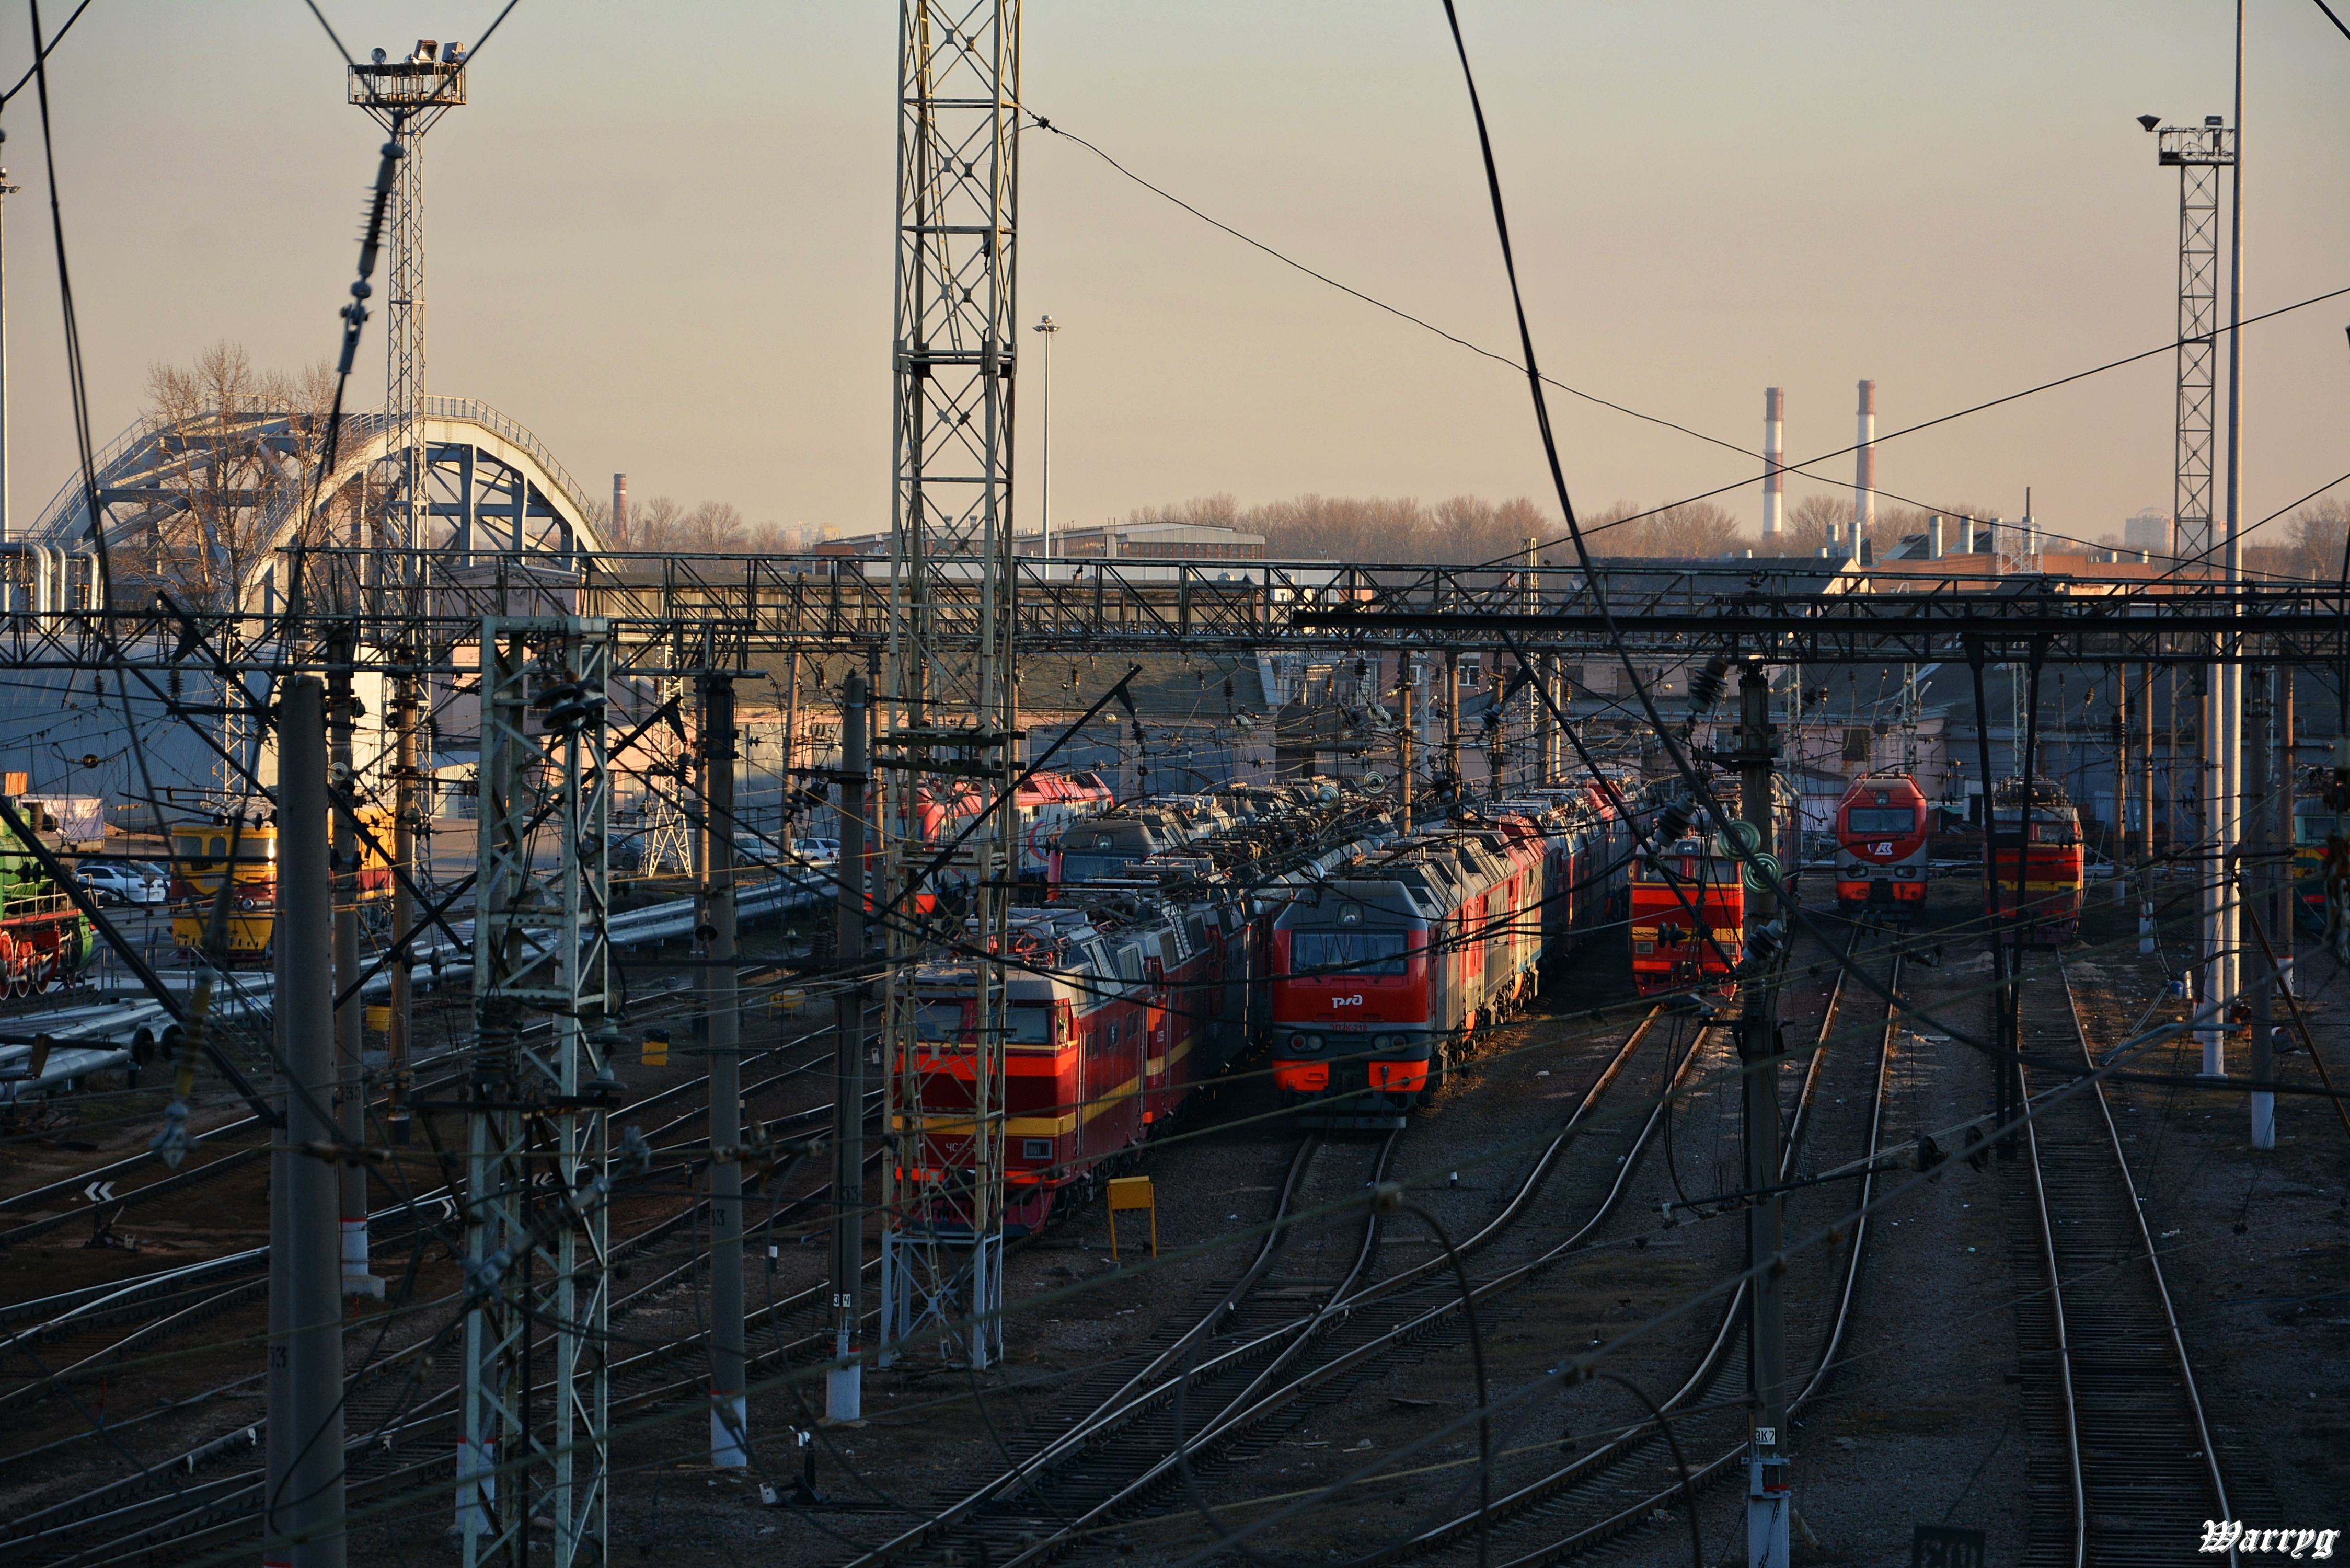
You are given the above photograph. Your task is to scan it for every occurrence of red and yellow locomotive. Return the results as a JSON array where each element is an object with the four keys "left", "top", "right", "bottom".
[
  {"left": 1985, "top": 775, "right": 2084, "bottom": 946},
  {"left": 1834, "top": 771, "right": 1930, "bottom": 914}
]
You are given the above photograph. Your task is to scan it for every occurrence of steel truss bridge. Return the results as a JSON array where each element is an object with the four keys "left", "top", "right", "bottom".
[{"left": 0, "top": 554, "right": 2338, "bottom": 676}]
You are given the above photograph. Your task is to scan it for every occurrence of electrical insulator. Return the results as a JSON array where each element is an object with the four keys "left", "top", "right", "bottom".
[{"left": 1685, "top": 655, "right": 1731, "bottom": 719}]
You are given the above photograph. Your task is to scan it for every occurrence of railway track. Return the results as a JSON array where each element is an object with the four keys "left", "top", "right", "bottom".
[
  {"left": 0, "top": 1047, "right": 867, "bottom": 1444},
  {"left": 2011, "top": 952, "right": 2232, "bottom": 1567},
  {"left": 848, "top": 1000, "right": 1676, "bottom": 1568},
  {"left": 0, "top": 961, "right": 829, "bottom": 1253},
  {"left": 1380, "top": 918, "right": 1906, "bottom": 1567},
  {"left": 0, "top": 1106, "right": 892, "bottom": 1566}
]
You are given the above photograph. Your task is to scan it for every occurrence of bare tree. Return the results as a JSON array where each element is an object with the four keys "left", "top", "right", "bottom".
[{"left": 142, "top": 342, "right": 339, "bottom": 609}]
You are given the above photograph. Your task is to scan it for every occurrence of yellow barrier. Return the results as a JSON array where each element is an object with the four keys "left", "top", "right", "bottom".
[
  {"left": 1107, "top": 1175, "right": 1157, "bottom": 1261},
  {"left": 642, "top": 1028, "right": 671, "bottom": 1068}
]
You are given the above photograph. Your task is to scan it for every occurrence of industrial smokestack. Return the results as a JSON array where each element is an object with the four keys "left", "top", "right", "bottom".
[
  {"left": 1927, "top": 514, "right": 1944, "bottom": 560},
  {"left": 613, "top": 473, "right": 628, "bottom": 548},
  {"left": 1761, "top": 388, "right": 1785, "bottom": 540},
  {"left": 1853, "top": 379, "right": 1877, "bottom": 545}
]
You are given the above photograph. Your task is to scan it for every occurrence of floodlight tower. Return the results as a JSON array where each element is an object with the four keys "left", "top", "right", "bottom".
[
  {"left": 878, "top": 0, "right": 1021, "bottom": 1373},
  {"left": 2144, "top": 109, "right": 2238, "bottom": 1074},
  {"left": 350, "top": 40, "right": 467, "bottom": 589}
]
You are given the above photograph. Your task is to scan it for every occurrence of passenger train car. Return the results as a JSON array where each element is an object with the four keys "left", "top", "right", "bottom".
[
  {"left": 894, "top": 782, "right": 1390, "bottom": 1234},
  {"left": 1834, "top": 772, "right": 1931, "bottom": 915},
  {"left": 1985, "top": 775, "right": 2084, "bottom": 946}
]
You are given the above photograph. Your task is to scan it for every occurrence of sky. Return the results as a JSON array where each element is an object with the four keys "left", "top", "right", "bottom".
[{"left": 2, "top": 2, "right": 2347, "bottom": 554}]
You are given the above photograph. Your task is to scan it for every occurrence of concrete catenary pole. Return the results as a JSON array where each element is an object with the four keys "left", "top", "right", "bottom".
[
  {"left": 327, "top": 658, "right": 380, "bottom": 1297},
  {"left": 1397, "top": 666, "right": 1415, "bottom": 832},
  {"left": 1852, "top": 380, "right": 1877, "bottom": 549},
  {"left": 827, "top": 673, "right": 869, "bottom": 1422},
  {"left": 266, "top": 676, "right": 344, "bottom": 1568},
  {"left": 2248, "top": 665, "right": 2274, "bottom": 1149},
  {"left": 386, "top": 678, "right": 416, "bottom": 1143},
  {"left": 1736, "top": 666, "right": 1789, "bottom": 1567},
  {"left": 702, "top": 672, "right": 747, "bottom": 1466},
  {"left": 1444, "top": 650, "right": 1461, "bottom": 814},
  {"left": 1761, "top": 387, "right": 1784, "bottom": 543}
]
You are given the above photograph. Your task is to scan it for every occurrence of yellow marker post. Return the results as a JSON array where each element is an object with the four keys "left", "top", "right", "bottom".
[{"left": 1106, "top": 1175, "right": 1157, "bottom": 1261}]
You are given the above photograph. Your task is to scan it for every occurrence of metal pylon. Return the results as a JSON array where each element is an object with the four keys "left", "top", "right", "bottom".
[
  {"left": 458, "top": 616, "right": 615, "bottom": 1568},
  {"left": 878, "top": 0, "right": 1019, "bottom": 1374},
  {"left": 2158, "top": 119, "right": 2232, "bottom": 576},
  {"left": 350, "top": 49, "right": 465, "bottom": 596}
]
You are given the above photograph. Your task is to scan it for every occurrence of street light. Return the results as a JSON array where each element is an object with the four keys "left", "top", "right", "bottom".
[{"left": 1032, "top": 315, "right": 1059, "bottom": 563}]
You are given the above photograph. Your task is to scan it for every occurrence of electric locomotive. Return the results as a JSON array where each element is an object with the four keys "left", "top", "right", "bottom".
[
  {"left": 1628, "top": 822, "right": 1748, "bottom": 996},
  {"left": 1834, "top": 771, "right": 1930, "bottom": 914},
  {"left": 1268, "top": 821, "right": 1552, "bottom": 1129},
  {"left": 1984, "top": 775, "right": 2084, "bottom": 945},
  {"left": 893, "top": 783, "right": 1389, "bottom": 1233},
  {"left": 2291, "top": 793, "right": 2341, "bottom": 931}
]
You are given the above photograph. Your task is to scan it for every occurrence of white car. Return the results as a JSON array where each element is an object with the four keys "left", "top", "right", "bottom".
[
  {"left": 792, "top": 838, "right": 840, "bottom": 862},
  {"left": 76, "top": 863, "right": 164, "bottom": 905}
]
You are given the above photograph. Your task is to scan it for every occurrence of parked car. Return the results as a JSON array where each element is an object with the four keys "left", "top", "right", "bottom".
[
  {"left": 76, "top": 863, "right": 164, "bottom": 905},
  {"left": 791, "top": 837, "right": 840, "bottom": 861}
]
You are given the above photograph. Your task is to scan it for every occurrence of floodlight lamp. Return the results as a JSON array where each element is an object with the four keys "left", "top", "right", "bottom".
[
  {"left": 442, "top": 41, "right": 464, "bottom": 62},
  {"left": 2136, "top": 113, "right": 2160, "bottom": 132},
  {"left": 412, "top": 39, "right": 439, "bottom": 64},
  {"left": 2204, "top": 114, "right": 2224, "bottom": 127},
  {"left": 371, "top": 47, "right": 387, "bottom": 64}
]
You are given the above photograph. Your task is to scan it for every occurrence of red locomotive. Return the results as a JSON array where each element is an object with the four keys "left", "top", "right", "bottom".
[
  {"left": 1268, "top": 797, "right": 1627, "bottom": 1129},
  {"left": 893, "top": 783, "right": 1386, "bottom": 1233},
  {"left": 1834, "top": 771, "right": 1930, "bottom": 915},
  {"left": 1628, "top": 824, "right": 1748, "bottom": 997},
  {"left": 1985, "top": 775, "right": 2083, "bottom": 946}
]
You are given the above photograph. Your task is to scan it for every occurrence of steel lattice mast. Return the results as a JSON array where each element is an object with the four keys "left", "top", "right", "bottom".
[
  {"left": 458, "top": 617, "right": 617, "bottom": 1568},
  {"left": 2157, "top": 118, "right": 2231, "bottom": 577},
  {"left": 879, "top": 0, "right": 1020, "bottom": 1373},
  {"left": 349, "top": 44, "right": 465, "bottom": 593},
  {"left": 2151, "top": 113, "right": 2239, "bottom": 1077}
]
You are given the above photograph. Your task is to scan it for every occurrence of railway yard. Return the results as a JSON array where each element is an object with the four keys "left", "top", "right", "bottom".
[
  {"left": 5, "top": 6, "right": 2350, "bottom": 1566},
  {"left": 1, "top": 878, "right": 2340, "bottom": 1566}
]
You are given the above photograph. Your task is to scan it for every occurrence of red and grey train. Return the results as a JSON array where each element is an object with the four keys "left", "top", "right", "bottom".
[
  {"left": 1834, "top": 771, "right": 1931, "bottom": 915},
  {"left": 896, "top": 782, "right": 1390, "bottom": 1233},
  {"left": 1268, "top": 792, "right": 1631, "bottom": 1128}
]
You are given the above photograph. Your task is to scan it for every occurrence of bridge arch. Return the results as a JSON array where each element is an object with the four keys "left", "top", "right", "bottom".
[{"left": 25, "top": 395, "right": 609, "bottom": 608}]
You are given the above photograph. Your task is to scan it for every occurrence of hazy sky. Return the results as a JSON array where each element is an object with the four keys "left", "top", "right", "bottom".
[{"left": 3, "top": 2, "right": 2346, "bottom": 554}]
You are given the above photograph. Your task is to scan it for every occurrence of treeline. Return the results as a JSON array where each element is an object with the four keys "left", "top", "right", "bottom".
[{"left": 587, "top": 497, "right": 805, "bottom": 555}]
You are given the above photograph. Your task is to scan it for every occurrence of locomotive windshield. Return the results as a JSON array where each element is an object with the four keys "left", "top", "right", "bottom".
[
  {"left": 1289, "top": 929, "right": 1410, "bottom": 976},
  {"left": 1845, "top": 808, "right": 1916, "bottom": 834}
]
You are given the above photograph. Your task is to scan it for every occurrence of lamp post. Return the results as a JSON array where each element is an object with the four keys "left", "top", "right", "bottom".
[{"left": 1033, "top": 314, "right": 1059, "bottom": 563}]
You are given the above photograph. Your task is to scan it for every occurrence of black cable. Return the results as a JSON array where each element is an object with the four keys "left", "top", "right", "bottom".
[{"left": 1031, "top": 106, "right": 2350, "bottom": 572}]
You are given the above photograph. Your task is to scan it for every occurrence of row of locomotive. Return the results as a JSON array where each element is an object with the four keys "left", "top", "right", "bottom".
[
  {"left": 1270, "top": 785, "right": 1639, "bottom": 1127},
  {"left": 1829, "top": 769, "right": 2085, "bottom": 946},
  {"left": 897, "top": 780, "right": 1398, "bottom": 1234}
]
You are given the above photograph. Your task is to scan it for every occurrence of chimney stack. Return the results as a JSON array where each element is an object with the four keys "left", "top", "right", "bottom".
[
  {"left": 1927, "top": 514, "right": 1944, "bottom": 559},
  {"left": 1853, "top": 379, "right": 1877, "bottom": 545},
  {"left": 1762, "top": 387, "right": 1785, "bottom": 540},
  {"left": 613, "top": 473, "right": 629, "bottom": 547}
]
